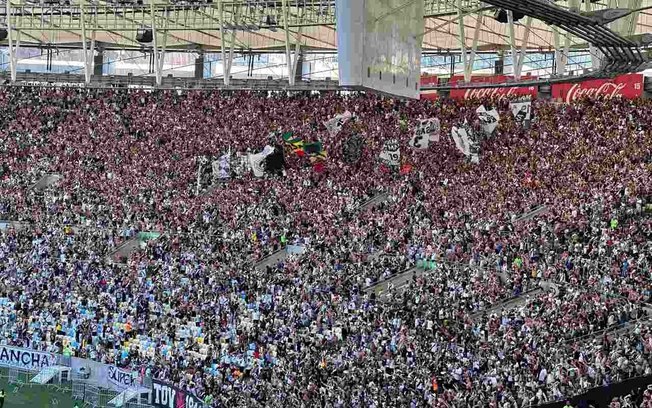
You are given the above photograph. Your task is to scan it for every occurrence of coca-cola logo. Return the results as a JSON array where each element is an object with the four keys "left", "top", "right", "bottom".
[
  {"left": 461, "top": 86, "right": 536, "bottom": 100},
  {"left": 564, "top": 81, "right": 627, "bottom": 103}
]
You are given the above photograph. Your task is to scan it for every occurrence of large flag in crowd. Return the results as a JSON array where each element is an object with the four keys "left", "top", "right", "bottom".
[
  {"left": 410, "top": 118, "right": 440, "bottom": 149},
  {"left": 510, "top": 98, "right": 532, "bottom": 124},
  {"left": 451, "top": 124, "right": 480, "bottom": 163},
  {"left": 476, "top": 105, "right": 500, "bottom": 135},
  {"left": 248, "top": 145, "right": 275, "bottom": 177},
  {"left": 451, "top": 126, "right": 471, "bottom": 157},
  {"left": 282, "top": 132, "right": 305, "bottom": 156},
  {"left": 379, "top": 139, "right": 401, "bottom": 166},
  {"left": 342, "top": 134, "right": 365, "bottom": 164},
  {"left": 323, "top": 110, "right": 353, "bottom": 137}
]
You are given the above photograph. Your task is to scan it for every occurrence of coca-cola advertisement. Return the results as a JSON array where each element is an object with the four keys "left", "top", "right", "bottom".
[
  {"left": 551, "top": 73, "right": 644, "bottom": 103},
  {"left": 447, "top": 75, "right": 538, "bottom": 100}
]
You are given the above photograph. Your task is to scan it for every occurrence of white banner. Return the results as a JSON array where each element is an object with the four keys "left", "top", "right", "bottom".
[
  {"left": 379, "top": 139, "right": 401, "bottom": 166},
  {"left": 451, "top": 126, "right": 471, "bottom": 156},
  {"left": 248, "top": 145, "right": 274, "bottom": 177},
  {"left": 510, "top": 100, "right": 532, "bottom": 123},
  {"left": 108, "top": 365, "right": 139, "bottom": 390},
  {"left": 0, "top": 346, "right": 57, "bottom": 371},
  {"left": 476, "top": 105, "right": 500, "bottom": 135},
  {"left": 324, "top": 110, "right": 353, "bottom": 137},
  {"left": 411, "top": 118, "right": 440, "bottom": 148}
]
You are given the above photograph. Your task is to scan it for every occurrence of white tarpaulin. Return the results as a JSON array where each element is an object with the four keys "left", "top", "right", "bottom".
[
  {"left": 379, "top": 139, "right": 401, "bottom": 166},
  {"left": 248, "top": 145, "right": 274, "bottom": 177},
  {"left": 410, "top": 118, "right": 440, "bottom": 149},
  {"left": 510, "top": 100, "right": 532, "bottom": 123},
  {"left": 451, "top": 126, "right": 471, "bottom": 156},
  {"left": 476, "top": 105, "right": 500, "bottom": 135},
  {"left": 324, "top": 110, "right": 353, "bottom": 136}
]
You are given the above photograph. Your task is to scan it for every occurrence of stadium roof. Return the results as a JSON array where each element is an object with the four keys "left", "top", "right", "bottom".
[{"left": 2, "top": 0, "right": 651, "bottom": 53}]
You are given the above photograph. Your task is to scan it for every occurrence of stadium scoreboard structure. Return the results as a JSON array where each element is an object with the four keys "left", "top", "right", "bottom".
[{"left": 336, "top": 0, "right": 425, "bottom": 99}]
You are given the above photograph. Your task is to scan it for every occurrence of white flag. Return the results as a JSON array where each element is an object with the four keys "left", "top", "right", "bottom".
[
  {"left": 323, "top": 110, "right": 353, "bottom": 137},
  {"left": 451, "top": 126, "right": 471, "bottom": 156},
  {"left": 476, "top": 105, "right": 500, "bottom": 135},
  {"left": 379, "top": 139, "right": 401, "bottom": 166},
  {"left": 510, "top": 100, "right": 532, "bottom": 123},
  {"left": 411, "top": 118, "right": 440, "bottom": 148},
  {"left": 248, "top": 145, "right": 274, "bottom": 177}
]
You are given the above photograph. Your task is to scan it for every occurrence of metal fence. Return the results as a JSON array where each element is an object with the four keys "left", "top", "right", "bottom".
[{"left": 0, "top": 366, "right": 154, "bottom": 408}]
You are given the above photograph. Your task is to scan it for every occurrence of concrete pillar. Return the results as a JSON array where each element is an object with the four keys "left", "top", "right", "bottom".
[
  {"left": 494, "top": 51, "right": 505, "bottom": 75},
  {"left": 93, "top": 51, "right": 103, "bottom": 76},
  {"left": 194, "top": 53, "right": 205, "bottom": 80},
  {"left": 293, "top": 52, "right": 304, "bottom": 83}
]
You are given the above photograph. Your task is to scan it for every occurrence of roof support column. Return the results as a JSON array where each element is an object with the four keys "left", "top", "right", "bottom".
[
  {"left": 507, "top": 10, "right": 517, "bottom": 77},
  {"left": 552, "top": 27, "right": 570, "bottom": 76},
  {"left": 514, "top": 16, "right": 532, "bottom": 80},
  {"left": 80, "top": 1, "right": 95, "bottom": 84},
  {"left": 6, "top": 2, "right": 20, "bottom": 82},
  {"left": 282, "top": 0, "right": 297, "bottom": 86},
  {"left": 464, "top": 12, "right": 483, "bottom": 82},
  {"left": 225, "top": 8, "right": 237, "bottom": 85},
  {"left": 456, "top": 0, "right": 468, "bottom": 81},
  {"left": 218, "top": 0, "right": 235, "bottom": 86},
  {"left": 151, "top": 1, "right": 168, "bottom": 86},
  {"left": 584, "top": 0, "right": 603, "bottom": 70},
  {"left": 290, "top": 10, "right": 304, "bottom": 85}
]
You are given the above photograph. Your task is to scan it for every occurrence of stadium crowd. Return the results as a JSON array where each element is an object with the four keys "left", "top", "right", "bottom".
[{"left": 0, "top": 87, "right": 651, "bottom": 407}]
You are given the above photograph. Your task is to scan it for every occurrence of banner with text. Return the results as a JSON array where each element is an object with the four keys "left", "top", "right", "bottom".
[
  {"left": 108, "top": 365, "right": 139, "bottom": 390},
  {"left": 152, "top": 380, "right": 205, "bottom": 408},
  {"left": 448, "top": 75, "right": 538, "bottom": 100},
  {"left": 551, "top": 73, "right": 643, "bottom": 103},
  {"left": 420, "top": 75, "right": 439, "bottom": 100},
  {"left": 0, "top": 346, "right": 57, "bottom": 371}
]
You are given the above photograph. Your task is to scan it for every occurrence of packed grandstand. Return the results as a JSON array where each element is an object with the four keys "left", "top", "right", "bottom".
[{"left": 0, "top": 84, "right": 649, "bottom": 408}]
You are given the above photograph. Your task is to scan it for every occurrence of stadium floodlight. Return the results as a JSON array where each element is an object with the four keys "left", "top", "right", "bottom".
[
  {"left": 582, "top": 8, "right": 633, "bottom": 25},
  {"left": 136, "top": 27, "right": 153, "bottom": 43},
  {"left": 629, "top": 33, "right": 652, "bottom": 47},
  {"left": 493, "top": 8, "right": 525, "bottom": 23}
]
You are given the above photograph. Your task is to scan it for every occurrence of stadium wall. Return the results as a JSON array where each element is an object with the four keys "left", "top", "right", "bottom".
[{"left": 0, "top": 345, "right": 207, "bottom": 407}]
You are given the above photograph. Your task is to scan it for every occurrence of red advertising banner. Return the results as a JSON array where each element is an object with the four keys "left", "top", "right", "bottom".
[
  {"left": 420, "top": 75, "right": 439, "bottom": 86},
  {"left": 420, "top": 75, "right": 439, "bottom": 100},
  {"left": 447, "top": 75, "right": 538, "bottom": 100},
  {"left": 551, "top": 73, "right": 644, "bottom": 103}
]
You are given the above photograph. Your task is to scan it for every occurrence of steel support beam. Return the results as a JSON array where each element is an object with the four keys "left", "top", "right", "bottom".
[
  {"left": 457, "top": 0, "right": 468, "bottom": 81},
  {"left": 225, "top": 7, "right": 237, "bottom": 84},
  {"left": 552, "top": 26, "right": 570, "bottom": 76},
  {"left": 6, "top": 3, "right": 20, "bottom": 82},
  {"left": 584, "top": 0, "right": 603, "bottom": 71},
  {"left": 282, "top": 0, "right": 295, "bottom": 85},
  {"left": 80, "top": 0, "right": 95, "bottom": 84},
  {"left": 290, "top": 26, "right": 303, "bottom": 84},
  {"left": 507, "top": 11, "right": 517, "bottom": 76},
  {"left": 151, "top": 1, "right": 168, "bottom": 86},
  {"left": 514, "top": 16, "right": 533, "bottom": 80},
  {"left": 464, "top": 11, "right": 483, "bottom": 81},
  {"left": 218, "top": 0, "right": 236, "bottom": 86}
]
